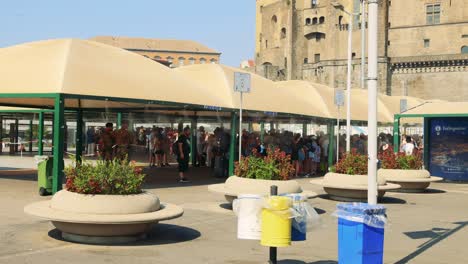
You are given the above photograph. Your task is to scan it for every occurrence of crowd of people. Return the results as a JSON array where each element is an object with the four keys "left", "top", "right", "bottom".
[{"left": 85, "top": 122, "right": 424, "bottom": 182}]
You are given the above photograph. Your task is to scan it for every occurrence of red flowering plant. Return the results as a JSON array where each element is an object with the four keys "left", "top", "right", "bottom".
[
  {"left": 333, "top": 149, "right": 368, "bottom": 175},
  {"left": 64, "top": 158, "right": 145, "bottom": 195},
  {"left": 235, "top": 147, "right": 295, "bottom": 180},
  {"left": 378, "top": 148, "right": 423, "bottom": 170}
]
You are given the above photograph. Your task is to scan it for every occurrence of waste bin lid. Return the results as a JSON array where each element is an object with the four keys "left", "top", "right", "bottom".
[
  {"left": 336, "top": 203, "right": 386, "bottom": 215},
  {"left": 266, "top": 196, "right": 292, "bottom": 211}
]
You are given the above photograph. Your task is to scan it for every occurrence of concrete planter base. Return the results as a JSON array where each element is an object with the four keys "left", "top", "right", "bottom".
[
  {"left": 208, "top": 176, "right": 317, "bottom": 203},
  {"left": 310, "top": 173, "right": 400, "bottom": 202},
  {"left": 24, "top": 190, "right": 183, "bottom": 244},
  {"left": 379, "top": 169, "right": 442, "bottom": 192}
]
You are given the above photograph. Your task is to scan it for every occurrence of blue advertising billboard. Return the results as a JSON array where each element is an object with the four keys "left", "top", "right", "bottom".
[{"left": 428, "top": 117, "right": 468, "bottom": 181}]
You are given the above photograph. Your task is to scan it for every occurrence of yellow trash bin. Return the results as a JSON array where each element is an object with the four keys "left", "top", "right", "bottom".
[{"left": 260, "top": 196, "right": 292, "bottom": 247}]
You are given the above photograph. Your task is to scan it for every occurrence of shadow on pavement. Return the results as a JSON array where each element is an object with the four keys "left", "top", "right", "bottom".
[
  {"left": 378, "top": 196, "right": 407, "bottom": 204},
  {"left": 314, "top": 207, "right": 327, "bottom": 215},
  {"left": 219, "top": 203, "right": 233, "bottom": 211},
  {"left": 48, "top": 223, "right": 201, "bottom": 246},
  {"left": 278, "top": 260, "right": 337, "bottom": 264},
  {"left": 0, "top": 173, "right": 36, "bottom": 181},
  {"left": 395, "top": 221, "right": 468, "bottom": 264}
]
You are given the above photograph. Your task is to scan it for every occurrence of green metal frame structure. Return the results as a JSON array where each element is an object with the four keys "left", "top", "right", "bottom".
[
  {"left": 1, "top": 91, "right": 394, "bottom": 194},
  {"left": 393, "top": 112, "right": 468, "bottom": 168}
]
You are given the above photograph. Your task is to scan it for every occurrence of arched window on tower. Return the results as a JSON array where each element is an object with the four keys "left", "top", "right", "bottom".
[
  {"left": 281, "top": 28, "right": 287, "bottom": 39},
  {"left": 319, "top": 16, "right": 325, "bottom": 24},
  {"left": 312, "top": 17, "right": 318, "bottom": 24},
  {"left": 210, "top": 58, "right": 217, "bottom": 64},
  {"left": 178, "top": 57, "right": 185, "bottom": 66},
  {"left": 462, "top": 46, "right": 468, "bottom": 54},
  {"left": 305, "top": 18, "right": 311, "bottom": 25},
  {"left": 272, "top": 15, "right": 277, "bottom": 23},
  {"left": 199, "top": 58, "right": 206, "bottom": 64},
  {"left": 189, "top": 57, "right": 196, "bottom": 65}
]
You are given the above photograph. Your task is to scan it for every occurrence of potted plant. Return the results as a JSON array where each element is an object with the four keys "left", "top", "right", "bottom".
[
  {"left": 208, "top": 148, "right": 316, "bottom": 203},
  {"left": 310, "top": 150, "right": 400, "bottom": 201},
  {"left": 378, "top": 148, "right": 442, "bottom": 192},
  {"left": 24, "top": 159, "right": 183, "bottom": 244}
]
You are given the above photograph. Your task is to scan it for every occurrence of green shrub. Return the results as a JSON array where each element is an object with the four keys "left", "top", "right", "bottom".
[
  {"left": 235, "top": 148, "right": 294, "bottom": 180},
  {"left": 333, "top": 149, "right": 368, "bottom": 175},
  {"left": 64, "top": 159, "right": 145, "bottom": 195}
]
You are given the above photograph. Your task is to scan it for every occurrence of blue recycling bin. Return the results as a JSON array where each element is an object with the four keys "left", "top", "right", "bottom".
[
  {"left": 336, "top": 203, "right": 387, "bottom": 264},
  {"left": 280, "top": 193, "right": 307, "bottom": 241}
]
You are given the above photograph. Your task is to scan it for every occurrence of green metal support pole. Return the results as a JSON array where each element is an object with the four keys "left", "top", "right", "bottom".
[
  {"left": 393, "top": 116, "right": 400, "bottom": 152},
  {"left": 228, "top": 113, "right": 237, "bottom": 176},
  {"left": 117, "top": 112, "right": 122, "bottom": 129},
  {"left": 28, "top": 120, "right": 33, "bottom": 152},
  {"left": 38, "top": 112, "right": 44, "bottom": 156},
  {"left": 190, "top": 119, "right": 197, "bottom": 166},
  {"left": 52, "top": 95, "right": 65, "bottom": 194},
  {"left": 76, "top": 110, "right": 83, "bottom": 163},
  {"left": 260, "top": 122, "right": 265, "bottom": 143},
  {"left": 328, "top": 122, "right": 335, "bottom": 170},
  {"left": 302, "top": 121, "right": 308, "bottom": 137},
  {"left": 423, "top": 117, "right": 430, "bottom": 169},
  {"left": 14, "top": 119, "right": 19, "bottom": 152}
]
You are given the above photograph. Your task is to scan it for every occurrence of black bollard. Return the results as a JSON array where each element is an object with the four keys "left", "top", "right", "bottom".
[{"left": 269, "top": 185, "right": 278, "bottom": 264}]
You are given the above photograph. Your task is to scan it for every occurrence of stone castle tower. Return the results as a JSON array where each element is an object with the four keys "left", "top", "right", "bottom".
[{"left": 255, "top": 0, "right": 468, "bottom": 101}]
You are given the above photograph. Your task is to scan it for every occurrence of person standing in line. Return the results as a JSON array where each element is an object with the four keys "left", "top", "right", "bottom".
[
  {"left": 176, "top": 126, "right": 191, "bottom": 183},
  {"left": 148, "top": 128, "right": 156, "bottom": 167},
  {"left": 86, "top": 127, "right": 96, "bottom": 156},
  {"left": 162, "top": 127, "right": 171, "bottom": 167},
  {"left": 100, "top": 123, "right": 115, "bottom": 161},
  {"left": 114, "top": 121, "right": 133, "bottom": 161},
  {"left": 402, "top": 136, "right": 415, "bottom": 156}
]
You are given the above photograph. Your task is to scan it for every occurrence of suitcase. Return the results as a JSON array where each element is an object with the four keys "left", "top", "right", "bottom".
[{"left": 214, "top": 156, "right": 225, "bottom": 178}]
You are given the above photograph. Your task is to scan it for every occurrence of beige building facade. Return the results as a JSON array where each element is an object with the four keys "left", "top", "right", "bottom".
[
  {"left": 91, "top": 36, "right": 221, "bottom": 68},
  {"left": 255, "top": 0, "right": 468, "bottom": 101}
]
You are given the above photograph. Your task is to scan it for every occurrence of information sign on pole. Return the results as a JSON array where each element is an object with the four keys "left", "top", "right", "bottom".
[
  {"left": 334, "top": 89, "right": 345, "bottom": 107},
  {"left": 335, "top": 89, "right": 345, "bottom": 161},
  {"left": 400, "top": 99, "right": 407, "bottom": 113},
  {"left": 234, "top": 72, "right": 251, "bottom": 162}
]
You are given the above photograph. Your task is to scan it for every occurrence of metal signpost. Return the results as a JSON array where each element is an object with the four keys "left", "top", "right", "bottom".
[
  {"left": 234, "top": 72, "right": 251, "bottom": 162},
  {"left": 335, "top": 89, "right": 345, "bottom": 161}
]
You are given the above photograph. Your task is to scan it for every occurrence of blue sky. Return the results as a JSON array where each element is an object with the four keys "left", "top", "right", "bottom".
[{"left": 0, "top": 0, "right": 256, "bottom": 66}]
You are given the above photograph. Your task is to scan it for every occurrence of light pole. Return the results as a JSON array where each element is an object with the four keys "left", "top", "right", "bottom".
[
  {"left": 331, "top": 2, "right": 360, "bottom": 153},
  {"left": 367, "top": 0, "right": 378, "bottom": 205},
  {"left": 361, "top": 0, "right": 367, "bottom": 90}
]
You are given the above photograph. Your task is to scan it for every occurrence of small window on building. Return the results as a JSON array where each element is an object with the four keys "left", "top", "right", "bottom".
[
  {"left": 312, "top": 0, "right": 318, "bottom": 8},
  {"left": 314, "top": 53, "right": 321, "bottom": 63},
  {"left": 426, "top": 4, "right": 440, "bottom": 25},
  {"left": 272, "top": 15, "right": 277, "bottom": 23},
  {"left": 352, "top": 52, "right": 356, "bottom": 59},
  {"left": 189, "top": 57, "right": 196, "bottom": 65},
  {"left": 387, "top": 40, "right": 391, "bottom": 46},
  {"left": 319, "top": 16, "right": 325, "bottom": 24},
  {"left": 178, "top": 57, "right": 185, "bottom": 66},
  {"left": 306, "top": 18, "right": 311, "bottom": 25},
  {"left": 338, "top": 16, "right": 343, "bottom": 25},
  {"left": 200, "top": 58, "right": 206, "bottom": 64},
  {"left": 312, "top": 17, "right": 318, "bottom": 24},
  {"left": 284, "top": 57, "right": 287, "bottom": 68},
  {"left": 461, "top": 46, "right": 468, "bottom": 54},
  {"left": 304, "top": 58, "right": 308, "bottom": 64},
  {"left": 424, "top": 39, "right": 430, "bottom": 48},
  {"left": 167, "top": 56, "right": 174, "bottom": 64},
  {"left": 281, "top": 28, "right": 287, "bottom": 39},
  {"left": 210, "top": 58, "right": 217, "bottom": 64},
  {"left": 265, "top": 40, "right": 268, "bottom": 48}
]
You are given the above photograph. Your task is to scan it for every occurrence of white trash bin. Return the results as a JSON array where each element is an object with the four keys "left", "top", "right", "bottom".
[{"left": 233, "top": 194, "right": 263, "bottom": 240}]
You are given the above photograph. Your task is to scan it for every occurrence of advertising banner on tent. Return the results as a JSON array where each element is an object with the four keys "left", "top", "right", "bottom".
[{"left": 428, "top": 117, "right": 468, "bottom": 181}]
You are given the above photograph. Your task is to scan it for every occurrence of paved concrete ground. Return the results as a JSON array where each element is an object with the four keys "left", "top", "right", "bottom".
[{"left": 0, "top": 157, "right": 467, "bottom": 264}]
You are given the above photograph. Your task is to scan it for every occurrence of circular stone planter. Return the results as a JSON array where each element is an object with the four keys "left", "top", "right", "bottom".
[
  {"left": 378, "top": 169, "right": 443, "bottom": 192},
  {"left": 24, "top": 190, "right": 183, "bottom": 244},
  {"left": 310, "top": 173, "right": 400, "bottom": 202},
  {"left": 208, "top": 176, "right": 317, "bottom": 204}
]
